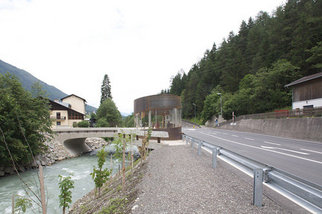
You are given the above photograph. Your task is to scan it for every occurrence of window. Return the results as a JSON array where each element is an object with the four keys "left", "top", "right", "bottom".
[
  {"left": 57, "top": 121, "right": 61, "bottom": 126},
  {"left": 56, "top": 112, "right": 61, "bottom": 119}
]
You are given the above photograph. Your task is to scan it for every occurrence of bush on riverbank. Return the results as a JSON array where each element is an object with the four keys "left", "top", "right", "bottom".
[{"left": 0, "top": 73, "right": 52, "bottom": 168}]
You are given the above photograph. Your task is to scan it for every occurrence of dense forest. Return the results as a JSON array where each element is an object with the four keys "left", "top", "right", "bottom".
[{"left": 168, "top": 0, "right": 322, "bottom": 122}]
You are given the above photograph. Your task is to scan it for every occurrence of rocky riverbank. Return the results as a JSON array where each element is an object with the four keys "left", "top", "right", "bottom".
[{"left": 0, "top": 137, "right": 110, "bottom": 177}]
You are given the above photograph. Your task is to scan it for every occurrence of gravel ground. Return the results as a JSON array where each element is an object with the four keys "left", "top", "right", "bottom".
[{"left": 131, "top": 144, "right": 290, "bottom": 214}]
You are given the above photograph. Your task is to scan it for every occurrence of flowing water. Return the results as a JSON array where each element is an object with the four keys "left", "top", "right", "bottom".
[{"left": 0, "top": 148, "right": 133, "bottom": 214}]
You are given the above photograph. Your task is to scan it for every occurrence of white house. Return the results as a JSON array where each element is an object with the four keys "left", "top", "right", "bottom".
[
  {"left": 49, "top": 94, "right": 86, "bottom": 128},
  {"left": 285, "top": 72, "right": 322, "bottom": 109}
]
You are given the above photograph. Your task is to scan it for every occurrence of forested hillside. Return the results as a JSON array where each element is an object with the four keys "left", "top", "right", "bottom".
[
  {"left": 168, "top": 0, "right": 322, "bottom": 122},
  {"left": 0, "top": 60, "right": 97, "bottom": 113}
]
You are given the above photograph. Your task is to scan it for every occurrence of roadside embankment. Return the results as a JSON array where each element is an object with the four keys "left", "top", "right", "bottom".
[
  {"left": 131, "top": 144, "right": 290, "bottom": 214},
  {"left": 218, "top": 117, "right": 322, "bottom": 142},
  {"left": 0, "top": 137, "right": 109, "bottom": 177},
  {"left": 69, "top": 156, "right": 147, "bottom": 214},
  {"left": 70, "top": 140, "right": 293, "bottom": 213}
]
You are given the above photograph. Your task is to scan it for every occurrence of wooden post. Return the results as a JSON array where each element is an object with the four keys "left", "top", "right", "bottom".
[
  {"left": 39, "top": 165, "right": 46, "bottom": 214},
  {"left": 131, "top": 134, "right": 134, "bottom": 171},
  {"left": 122, "top": 136, "right": 126, "bottom": 190},
  {"left": 110, "top": 155, "right": 113, "bottom": 170},
  {"left": 12, "top": 194, "right": 14, "bottom": 214}
]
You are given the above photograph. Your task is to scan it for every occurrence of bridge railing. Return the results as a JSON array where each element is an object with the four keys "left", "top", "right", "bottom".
[
  {"left": 182, "top": 134, "right": 322, "bottom": 213},
  {"left": 52, "top": 127, "right": 169, "bottom": 138}
]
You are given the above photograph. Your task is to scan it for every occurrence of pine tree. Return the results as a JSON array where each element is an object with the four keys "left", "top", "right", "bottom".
[{"left": 100, "top": 74, "right": 112, "bottom": 104}]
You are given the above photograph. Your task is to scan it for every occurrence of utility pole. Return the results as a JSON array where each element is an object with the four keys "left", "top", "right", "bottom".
[
  {"left": 192, "top": 103, "right": 196, "bottom": 119},
  {"left": 217, "top": 93, "right": 222, "bottom": 117}
]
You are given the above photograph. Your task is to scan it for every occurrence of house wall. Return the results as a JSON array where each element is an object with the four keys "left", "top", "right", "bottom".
[
  {"left": 62, "top": 95, "right": 85, "bottom": 114},
  {"left": 293, "top": 78, "right": 322, "bottom": 102},
  {"left": 292, "top": 97, "right": 322, "bottom": 109},
  {"left": 50, "top": 110, "right": 69, "bottom": 128}
]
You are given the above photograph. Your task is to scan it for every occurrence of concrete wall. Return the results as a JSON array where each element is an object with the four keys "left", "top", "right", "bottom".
[{"left": 219, "top": 118, "right": 322, "bottom": 142}]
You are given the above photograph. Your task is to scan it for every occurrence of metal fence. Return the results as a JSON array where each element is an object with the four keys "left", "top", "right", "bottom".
[{"left": 182, "top": 134, "right": 322, "bottom": 213}]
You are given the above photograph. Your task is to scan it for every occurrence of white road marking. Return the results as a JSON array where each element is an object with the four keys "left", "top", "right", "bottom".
[
  {"left": 263, "top": 141, "right": 280, "bottom": 146},
  {"left": 244, "top": 137, "right": 254, "bottom": 141},
  {"left": 199, "top": 131, "right": 322, "bottom": 165},
  {"left": 232, "top": 135, "right": 239, "bottom": 137},
  {"left": 300, "top": 148, "right": 322, "bottom": 155},
  {"left": 260, "top": 146, "right": 309, "bottom": 155}
]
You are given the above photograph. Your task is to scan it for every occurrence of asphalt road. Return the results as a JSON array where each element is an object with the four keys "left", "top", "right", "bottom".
[{"left": 183, "top": 127, "right": 322, "bottom": 186}]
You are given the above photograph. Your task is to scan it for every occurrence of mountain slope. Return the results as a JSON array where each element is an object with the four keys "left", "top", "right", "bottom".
[{"left": 0, "top": 59, "right": 97, "bottom": 113}]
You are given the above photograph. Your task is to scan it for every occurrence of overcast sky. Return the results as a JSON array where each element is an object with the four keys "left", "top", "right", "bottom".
[{"left": 0, "top": 0, "right": 286, "bottom": 115}]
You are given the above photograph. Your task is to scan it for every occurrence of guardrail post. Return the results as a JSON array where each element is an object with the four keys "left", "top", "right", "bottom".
[
  {"left": 253, "top": 168, "right": 263, "bottom": 207},
  {"left": 191, "top": 139, "right": 194, "bottom": 148},
  {"left": 198, "top": 141, "right": 202, "bottom": 156},
  {"left": 212, "top": 148, "right": 218, "bottom": 168}
]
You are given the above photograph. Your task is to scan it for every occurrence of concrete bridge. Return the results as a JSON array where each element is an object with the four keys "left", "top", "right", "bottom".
[{"left": 52, "top": 127, "right": 169, "bottom": 155}]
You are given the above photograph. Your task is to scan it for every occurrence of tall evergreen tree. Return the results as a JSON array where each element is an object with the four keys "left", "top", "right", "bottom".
[{"left": 100, "top": 74, "right": 112, "bottom": 104}]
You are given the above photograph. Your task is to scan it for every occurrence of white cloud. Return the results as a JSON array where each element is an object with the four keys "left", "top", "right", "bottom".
[{"left": 0, "top": 0, "right": 285, "bottom": 114}]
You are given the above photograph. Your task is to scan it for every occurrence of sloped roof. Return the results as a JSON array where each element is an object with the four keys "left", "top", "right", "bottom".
[
  {"left": 285, "top": 72, "right": 322, "bottom": 87},
  {"left": 49, "top": 100, "right": 85, "bottom": 116},
  {"left": 61, "top": 94, "right": 87, "bottom": 102}
]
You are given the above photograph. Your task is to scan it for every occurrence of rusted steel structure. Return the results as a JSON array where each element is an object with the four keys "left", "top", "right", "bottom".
[{"left": 134, "top": 94, "right": 182, "bottom": 140}]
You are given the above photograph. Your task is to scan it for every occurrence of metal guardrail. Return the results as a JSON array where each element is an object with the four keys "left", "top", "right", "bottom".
[{"left": 182, "top": 134, "right": 322, "bottom": 213}]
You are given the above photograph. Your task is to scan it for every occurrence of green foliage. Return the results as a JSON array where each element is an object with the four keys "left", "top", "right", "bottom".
[
  {"left": 99, "top": 197, "right": 127, "bottom": 214},
  {"left": 96, "top": 118, "right": 110, "bottom": 127},
  {"left": 96, "top": 98, "right": 122, "bottom": 127},
  {"left": 0, "top": 73, "right": 52, "bottom": 167},
  {"left": 112, "top": 134, "right": 124, "bottom": 161},
  {"left": 122, "top": 114, "right": 135, "bottom": 127},
  {"left": 169, "top": 0, "right": 322, "bottom": 120},
  {"left": 31, "top": 81, "right": 48, "bottom": 98},
  {"left": 100, "top": 74, "right": 112, "bottom": 104},
  {"left": 77, "top": 120, "right": 90, "bottom": 127},
  {"left": 306, "top": 41, "right": 322, "bottom": 70},
  {"left": 170, "top": 69, "right": 187, "bottom": 96},
  {"left": 91, "top": 148, "right": 111, "bottom": 197},
  {"left": 201, "top": 87, "right": 222, "bottom": 122},
  {"left": 58, "top": 174, "right": 75, "bottom": 214},
  {"left": 14, "top": 195, "right": 32, "bottom": 213},
  {"left": 219, "top": 60, "right": 299, "bottom": 120}
]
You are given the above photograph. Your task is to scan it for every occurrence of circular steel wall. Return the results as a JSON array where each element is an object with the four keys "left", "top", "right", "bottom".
[{"left": 134, "top": 94, "right": 181, "bottom": 114}]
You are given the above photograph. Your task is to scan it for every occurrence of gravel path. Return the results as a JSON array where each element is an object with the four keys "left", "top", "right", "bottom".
[{"left": 131, "top": 144, "right": 290, "bottom": 214}]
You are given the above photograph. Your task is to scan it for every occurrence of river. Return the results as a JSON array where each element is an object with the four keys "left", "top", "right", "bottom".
[{"left": 0, "top": 148, "right": 133, "bottom": 214}]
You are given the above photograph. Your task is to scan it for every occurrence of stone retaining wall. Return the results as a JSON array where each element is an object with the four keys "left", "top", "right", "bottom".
[{"left": 219, "top": 117, "right": 322, "bottom": 142}]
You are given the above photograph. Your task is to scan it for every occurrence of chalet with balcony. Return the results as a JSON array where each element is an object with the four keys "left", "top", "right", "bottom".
[
  {"left": 285, "top": 72, "right": 322, "bottom": 110},
  {"left": 49, "top": 94, "right": 86, "bottom": 128}
]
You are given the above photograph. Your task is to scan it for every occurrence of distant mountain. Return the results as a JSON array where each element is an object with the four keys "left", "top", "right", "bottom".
[{"left": 0, "top": 59, "right": 97, "bottom": 113}]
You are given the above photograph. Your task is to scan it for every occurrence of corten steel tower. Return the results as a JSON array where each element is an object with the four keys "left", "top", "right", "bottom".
[{"left": 134, "top": 94, "right": 182, "bottom": 140}]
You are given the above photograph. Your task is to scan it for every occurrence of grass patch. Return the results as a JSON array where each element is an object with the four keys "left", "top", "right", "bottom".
[{"left": 99, "top": 197, "right": 128, "bottom": 214}]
